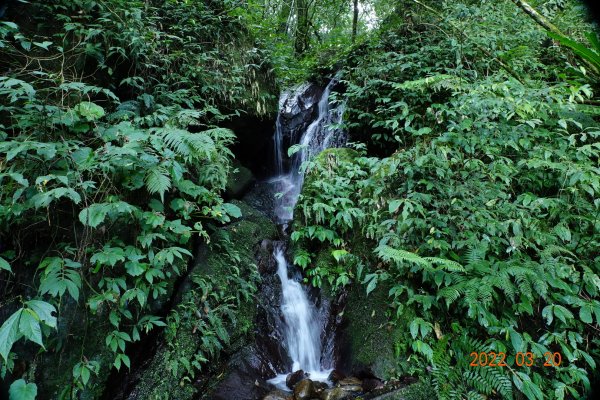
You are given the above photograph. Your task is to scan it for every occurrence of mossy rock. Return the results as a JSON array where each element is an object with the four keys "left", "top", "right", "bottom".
[
  {"left": 31, "top": 296, "right": 118, "bottom": 399},
  {"left": 225, "top": 160, "right": 255, "bottom": 199},
  {"left": 338, "top": 279, "right": 412, "bottom": 380},
  {"left": 371, "top": 381, "right": 436, "bottom": 400},
  {"left": 128, "top": 202, "right": 277, "bottom": 400}
]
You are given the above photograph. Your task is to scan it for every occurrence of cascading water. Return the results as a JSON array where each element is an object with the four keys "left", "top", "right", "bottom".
[
  {"left": 272, "top": 78, "right": 346, "bottom": 223},
  {"left": 275, "top": 245, "right": 322, "bottom": 372},
  {"left": 266, "top": 77, "right": 346, "bottom": 390}
]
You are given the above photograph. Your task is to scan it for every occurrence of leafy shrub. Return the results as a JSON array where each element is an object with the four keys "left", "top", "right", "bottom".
[
  {"left": 293, "top": 2, "right": 600, "bottom": 398},
  {"left": 0, "top": 0, "right": 271, "bottom": 396}
]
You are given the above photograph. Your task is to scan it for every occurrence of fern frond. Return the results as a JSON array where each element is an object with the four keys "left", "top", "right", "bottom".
[
  {"left": 426, "top": 257, "right": 465, "bottom": 272},
  {"left": 375, "top": 244, "right": 431, "bottom": 269},
  {"left": 145, "top": 166, "right": 171, "bottom": 201}
]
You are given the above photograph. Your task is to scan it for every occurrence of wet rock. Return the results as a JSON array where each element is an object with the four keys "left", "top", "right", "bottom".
[
  {"left": 337, "top": 377, "right": 362, "bottom": 392},
  {"left": 313, "top": 380, "right": 328, "bottom": 391},
  {"left": 242, "top": 178, "right": 278, "bottom": 219},
  {"left": 312, "top": 380, "right": 328, "bottom": 396},
  {"left": 293, "top": 379, "right": 315, "bottom": 400},
  {"left": 362, "top": 377, "right": 384, "bottom": 392},
  {"left": 280, "top": 84, "right": 322, "bottom": 141},
  {"left": 258, "top": 239, "right": 277, "bottom": 274},
  {"left": 320, "top": 387, "right": 352, "bottom": 400},
  {"left": 286, "top": 370, "right": 307, "bottom": 389},
  {"left": 208, "top": 345, "right": 271, "bottom": 400},
  {"left": 226, "top": 160, "right": 256, "bottom": 199},
  {"left": 327, "top": 369, "right": 346, "bottom": 384},
  {"left": 264, "top": 389, "right": 293, "bottom": 400}
]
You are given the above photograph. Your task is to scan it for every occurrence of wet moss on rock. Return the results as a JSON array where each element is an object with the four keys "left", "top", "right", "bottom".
[
  {"left": 338, "top": 280, "right": 407, "bottom": 380},
  {"left": 225, "top": 160, "right": 256, "bottom": 199},
  {"left": 127, "top": 202, "right": 277, "bottom": 400}
]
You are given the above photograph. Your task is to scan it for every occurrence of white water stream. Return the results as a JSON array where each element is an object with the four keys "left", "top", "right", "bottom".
[
  {"left": 272, "top": 79, "right": 346, "bottom": 223},
  {"left": 267, "top": 78, "right": 346, "bottom": 389}
]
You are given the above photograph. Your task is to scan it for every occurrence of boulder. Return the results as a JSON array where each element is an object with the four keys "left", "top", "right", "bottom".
[
  {"left": 337, "top": 377, "right": 362, "bottom": 393},
  {"left": 286, "top": 370, "right": 307, "bottom": 389},
  {"left": 327, "top": 370, "right": 346, "bottom": 384},
  {"left": 320, "top": 387, "right": 352, "bottom": 400},
  {"left": 293, "top": 379, "right": 315, "bottom": 400},
  {"left": 313, "top": 380, "right": 328, "bottom": 396},
  {"left": 264, "top": 389, "right": 294, "bottom": 400},
  {"left": 362, "top": 377, "right": 384, "bottom": 392},
  {"left": 226, "top": 160, "right": 256, "bottom": 199}
]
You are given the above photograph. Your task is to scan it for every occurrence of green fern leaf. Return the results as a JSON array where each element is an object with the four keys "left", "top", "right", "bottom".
[{"left": 145, "top": 167, "right": 171, "bottom": 202}]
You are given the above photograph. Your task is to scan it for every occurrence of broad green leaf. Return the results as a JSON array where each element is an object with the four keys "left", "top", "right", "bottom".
[
  {"left": 580, "top": 304, "right": 593, "bottom": 324},
  {"left": 33, "top": 41, "right": 52, "bottom": 50},
  {"left": 25, "top": 300, "right": 57, "bottom": 328},
  {"left": 79, "top": 203, "right": 110, "bottom": 228},
  {"left": 125, "top": 261, "right": 146, "bottom": 277},
  {"left": 222, "top": 203, "right": 242, "bottom": 218},
  {"left": 18, "top": 309, "right": 43, "bottom": 347},
  {"left": 9, "top": 379, "right": 37, "bottom": 400},
  {"left": 74, "top": 101, "right": 105, "bottom": 121},
  {"left": 388, "top": 199, "right": 402, "bottom": 213},
  {"left": 332, "top": 249, "right": 348, "bottom": 262},
  {"left": 0, "top": 256, "right": 12, "bottom": 272},
  {"left": 0, "top": 309, "right": 23, "bottom": 361}
]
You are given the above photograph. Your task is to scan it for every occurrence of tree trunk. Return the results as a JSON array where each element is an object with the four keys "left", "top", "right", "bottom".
[
  {"left": 509, "top": 0, "right": 599, "bottom": 75},
  {"left": 277, "top": 0, "right": 292, "bottom": 35},
  {"left": 294, "top": 0, "right": 309, "bottom": 54},
  {"left": 509, "top": 0, "right": 562, "bottom": 35},
  {"left": 352, "top": 0, "right": 359, "bottom": 43}
]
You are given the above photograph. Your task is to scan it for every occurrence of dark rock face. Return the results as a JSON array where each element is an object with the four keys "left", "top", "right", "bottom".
[
  {"left": 224, "top": 115, "right": 277, "bottom": 178},
  {"left": 276, "top": 83, "right": 323, "bottom": 172},
  {"left": 280, "top": 84, "right": 323, "bottom": 141},
  {"left": 208, "top": 346, "right": 272, "bottom": 400},
  {"left": 286, "top": 370, "right": 306, "bottom": 390},
  {"left": 362, "top": 378, "right": 384, "bottom": 393},
  {"left": 327, "top": 370, "right": 346, "bottom": 384},
  {"left": 252, "top": 248, "right": 293, "bottom": 376}
]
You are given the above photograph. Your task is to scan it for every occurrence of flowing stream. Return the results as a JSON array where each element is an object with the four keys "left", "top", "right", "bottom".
[{"left": 267, "top": 78, "right": 346, "bottom": 389}]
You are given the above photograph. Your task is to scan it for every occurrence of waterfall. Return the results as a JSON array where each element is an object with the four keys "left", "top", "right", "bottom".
[
  {"left": 267, "top": 77, "right": 345, "bottom": 389},
  {"left": 274, "top": 245, "right": 322, "bottom": 373},
  {"left": 272, "top": 78, "right": 346, "bottom": 223}
]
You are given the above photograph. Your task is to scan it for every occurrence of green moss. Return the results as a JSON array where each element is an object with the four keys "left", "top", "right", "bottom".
[
  {"left": 131, "top": 202, "right": 277, "bottom": 399},
  {"left": 225, "top": 160, "right": 255, "bottom": 199},
  {"left": 342, "top": 279, "right": 414, "bottom": 380},
  {"left": 399, "top": 381, "right": 436, "bottom": 400},
  {"left": 35, "top": 299, "right": 117, "bottom": 399}
]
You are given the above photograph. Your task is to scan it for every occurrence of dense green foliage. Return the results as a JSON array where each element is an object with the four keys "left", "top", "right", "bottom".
[
  {"left": 0, "top": 0, "right": 273, "bottom": 397},
  {"left": 1, "top": 0, "right": 600, "bottom": 399},
  {"left": 292, "top": 1, "right": 600, "bottom": 399}
]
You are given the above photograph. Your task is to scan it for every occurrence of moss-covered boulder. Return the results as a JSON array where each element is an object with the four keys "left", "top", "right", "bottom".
[
  {"left": 123, "top": 201, "right": 277, "bottom": 400},
  {"left": 226, "top": 160, "right": 256, "bottom": 199},
  {"left": 337, "top": 280, "right": 409, "bottom": 380},
  {"left": 34, "top": 301, "right": 115, "bottom": 400}
]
